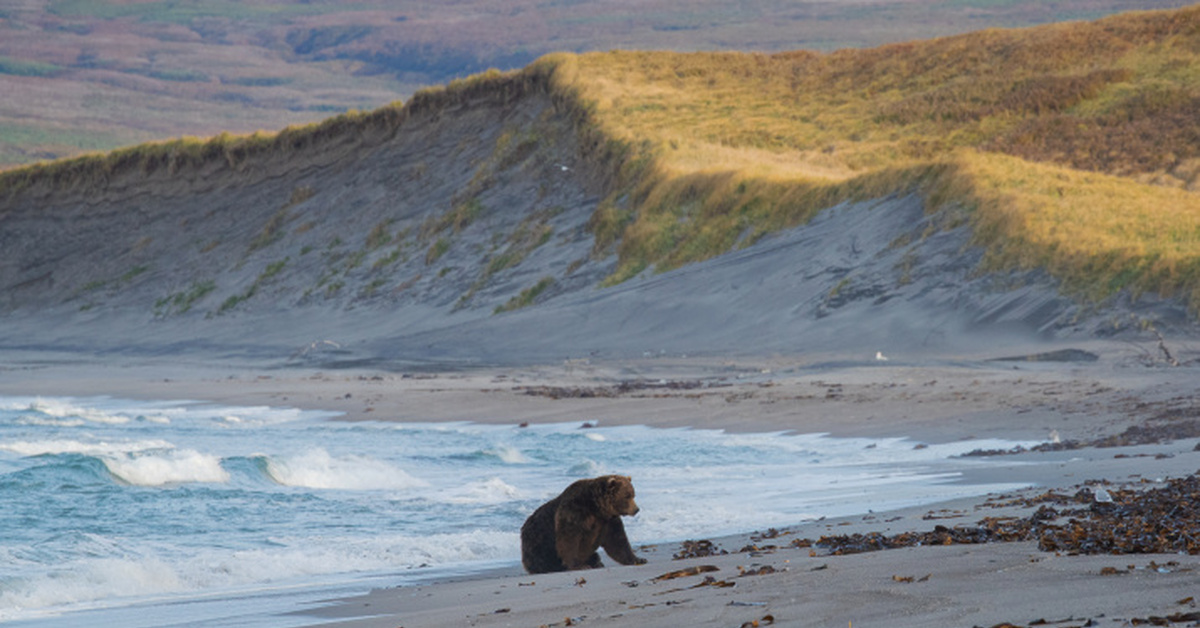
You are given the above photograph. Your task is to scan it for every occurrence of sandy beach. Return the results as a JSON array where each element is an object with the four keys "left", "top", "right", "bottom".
[
  {"left": 4, "top": 7, "right": 1200, "bottom": 625},
  {"left": 3, "top": 341, "right": 1199, "bottom": 628}
]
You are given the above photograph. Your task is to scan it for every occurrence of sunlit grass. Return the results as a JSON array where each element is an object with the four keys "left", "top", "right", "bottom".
[{"left": 539, "top": 6, "right": 1200, "bottom": 306}]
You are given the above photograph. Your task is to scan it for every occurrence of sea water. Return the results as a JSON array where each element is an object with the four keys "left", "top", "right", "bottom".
[{"left": 0, "top": 395, "right": 1035, "bottom": 626}]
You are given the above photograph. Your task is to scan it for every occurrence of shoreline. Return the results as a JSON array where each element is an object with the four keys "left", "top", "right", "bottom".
[
  {"left": 3, "top": 346, "right": 1200, "bottom": 626},
  {"left": 298, "top": 438, "right": 1200, "bottom": 628}
]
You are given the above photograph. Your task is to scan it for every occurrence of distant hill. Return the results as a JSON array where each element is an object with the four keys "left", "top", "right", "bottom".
[
  {"left": 1, "top": 0, "right": 1195, "bottom": 168},
  {"left": 0, "top": 6, "right": 1198, "bottom": 366}
]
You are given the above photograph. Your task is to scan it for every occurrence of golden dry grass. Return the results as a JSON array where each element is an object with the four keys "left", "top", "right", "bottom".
[{"left": 537, "top": 5, "right": 1200, "bottom": 306}]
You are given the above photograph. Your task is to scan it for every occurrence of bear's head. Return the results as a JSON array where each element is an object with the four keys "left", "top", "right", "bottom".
[{"left": 600, "top": 475, "right": 640, "bottom": 517}]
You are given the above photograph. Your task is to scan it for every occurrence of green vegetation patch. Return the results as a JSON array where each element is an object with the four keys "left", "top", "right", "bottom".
[
  {"left": 494, "top": 277, "right": 555, "bottom": 314},
  {"left": 425, "top": 238, "right": 451, "bottom": 265},
  {"left": 0, "top": 56, "right": 63, "bottom": 77},
  {"left": 214, "top": 258, "right": 288, "bottom": 315},
  {"left": 155, "top": 280, "right": 216, "bottom": 317},
  {"left": 421, "top": 197, "right": 485, "bottom": 241}
]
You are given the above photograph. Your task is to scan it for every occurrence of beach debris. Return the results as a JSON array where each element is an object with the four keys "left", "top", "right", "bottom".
[
  {"left": 1027, "top": 616, "right": 1096, "bottom": 626},
  {"left": 691, "top": 575, "right": 736, "bottom": 589},
  {"left": 964, "top": 399, "right": 1200, "bottom": 456},
  {"left": 738, "top": 614, "right": 776, "bottom": 627},
  {"left": 738, "top": 565, "right": 778, "bottom": 577},
  {"left": 891, "top": 573, "right": 931, "bottom": 583},
  {"left": 990, "top": 348, "right": 1099, "bottom": 363},
  {"left": 674, "top": 539, "right": 728, "bottom": 560},
  {"left": 1129, "top": 611, "right": 1200, "bottom": 625},
  {"left": 1154, "top": 329, "right": 1182, "bottom": 367},
  {"left": 803, "top": 472, "right": 1200, "bottom": 556},
  {"left": 574, "top": 577, "right": 587, "bottom": 587},
  {"left": 517, "top": 379, "right": 721, "bottom": 400},
  {"left": 738, "top": 543, "right": 779, "bottom": 555},
  {"left": 653, "top": 565, "right": 720, "bottom": 581},
  {"left": 751, "top": 528, "right": 786, "bottom": 541},
  {"left": 922, "top": 508, "right": 968, "bottom": 520}
]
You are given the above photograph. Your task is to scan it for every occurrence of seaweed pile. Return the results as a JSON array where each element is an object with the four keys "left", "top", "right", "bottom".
[
  {"left": 517, "top": 379, "right": 718, "bottom": 399},
  {"left": 964, "top": 419, "right": 1200, "bottom": 456},
  {"left": 809, "top": 473, "right": 1200, "bottom": 556},
  {"left": 673, "top": 539, "right": 729, "bottom": 560}
]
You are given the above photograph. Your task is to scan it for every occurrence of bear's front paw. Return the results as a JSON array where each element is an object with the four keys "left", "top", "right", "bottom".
[{"left": 634, "top": 557, "right": 648, "bottom": 565}]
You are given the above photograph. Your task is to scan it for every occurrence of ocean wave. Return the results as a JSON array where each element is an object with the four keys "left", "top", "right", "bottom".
[
  {"left": 566, "top": 459, "right": 607, "bottom": 477},
  {"left": 101, "top": 449, "right": 230, "bottom": 486},
  {"left": 5, "top": 398, "right": 136, "bottom": 426},
  {"left": 481, "top": 445, "right": 530, "bottom": 464},
  {"left": 0, "top": 529, "right": 516, "bottom": 619},
  {"left": 0, "top": 438, "right": 176, "bottom": 457},
  {"left": 441, "top": 477, "right": 523, "bottom": 504},
  {"left": 0, "top": 556, "right": 186, "bottom": 618},
  {"left": 260, "top": 448, "right": 427, "bottom": 491}
]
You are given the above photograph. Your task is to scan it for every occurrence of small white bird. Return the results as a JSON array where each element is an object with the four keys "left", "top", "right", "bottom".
[
  {"left": 1094, "top": 487, "right": 1113, "bottom": 503},
  {"left": 875, "top": 351, "right": 889, "bottom": 361}
]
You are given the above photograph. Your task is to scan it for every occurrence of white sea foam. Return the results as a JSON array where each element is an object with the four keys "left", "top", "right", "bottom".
[
  {"left": 484, "top": 445, "right": 530, "bottom": 464},
  {"left": 0, "top": 529, "right": 516, "bottom": 621},
  {"left": 102, "top": 449, "right": 230, "bottom": 486},
  {"left": 0, "top": 557, "right": 186, "bottom": 618},
  {"left": 566, "top": 459, "right": 607, "bottom": 477},
  {"left": 0, "top": 438, "right": 176, "bottom": 457},
  {"left": 262, "top": 448, "right": 427, "bottom": 490},
  {"left": 442, "top": 477, "right": 523, "bottom": 504},
  {"left": 14, "top": 399, "right": 133, "bottom": 425}
]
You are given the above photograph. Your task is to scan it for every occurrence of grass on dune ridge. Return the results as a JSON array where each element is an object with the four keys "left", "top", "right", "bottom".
[
  {"left": 3, "top": 5, "right": 1200, "bottom": 312},
  {"left": 545, "top": 5, "right": 1200, "bottom": 308}
]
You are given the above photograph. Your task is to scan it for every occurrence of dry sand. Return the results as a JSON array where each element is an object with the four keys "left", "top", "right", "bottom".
[{"left": 3, "top": 343, "right": 1200, "bottom": 628}]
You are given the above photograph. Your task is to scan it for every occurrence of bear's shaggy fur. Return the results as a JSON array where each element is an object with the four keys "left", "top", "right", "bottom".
[{"left": 520, "top": 475, "right": 646, "bottom": 574}]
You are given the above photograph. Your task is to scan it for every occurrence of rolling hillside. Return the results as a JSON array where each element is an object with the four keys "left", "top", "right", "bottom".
[
  {"left": 1, "top": 6, "right": 1198, "bottom": 366},
  {"left": 1, "top": 0, "right": 1194, "bottom": 168}
]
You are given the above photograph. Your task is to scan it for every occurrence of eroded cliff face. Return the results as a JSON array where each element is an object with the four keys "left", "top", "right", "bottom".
[
  {"left": 0, "top": 84, "right": 628, "bottom": 360},
  {"left": 0, "top": 82, "right": 1193, "bottom": 366}
]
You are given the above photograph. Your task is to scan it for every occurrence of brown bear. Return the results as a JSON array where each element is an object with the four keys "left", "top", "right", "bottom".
[{"left": 521, "top": 475, "right": 647, "bottom": 574}]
